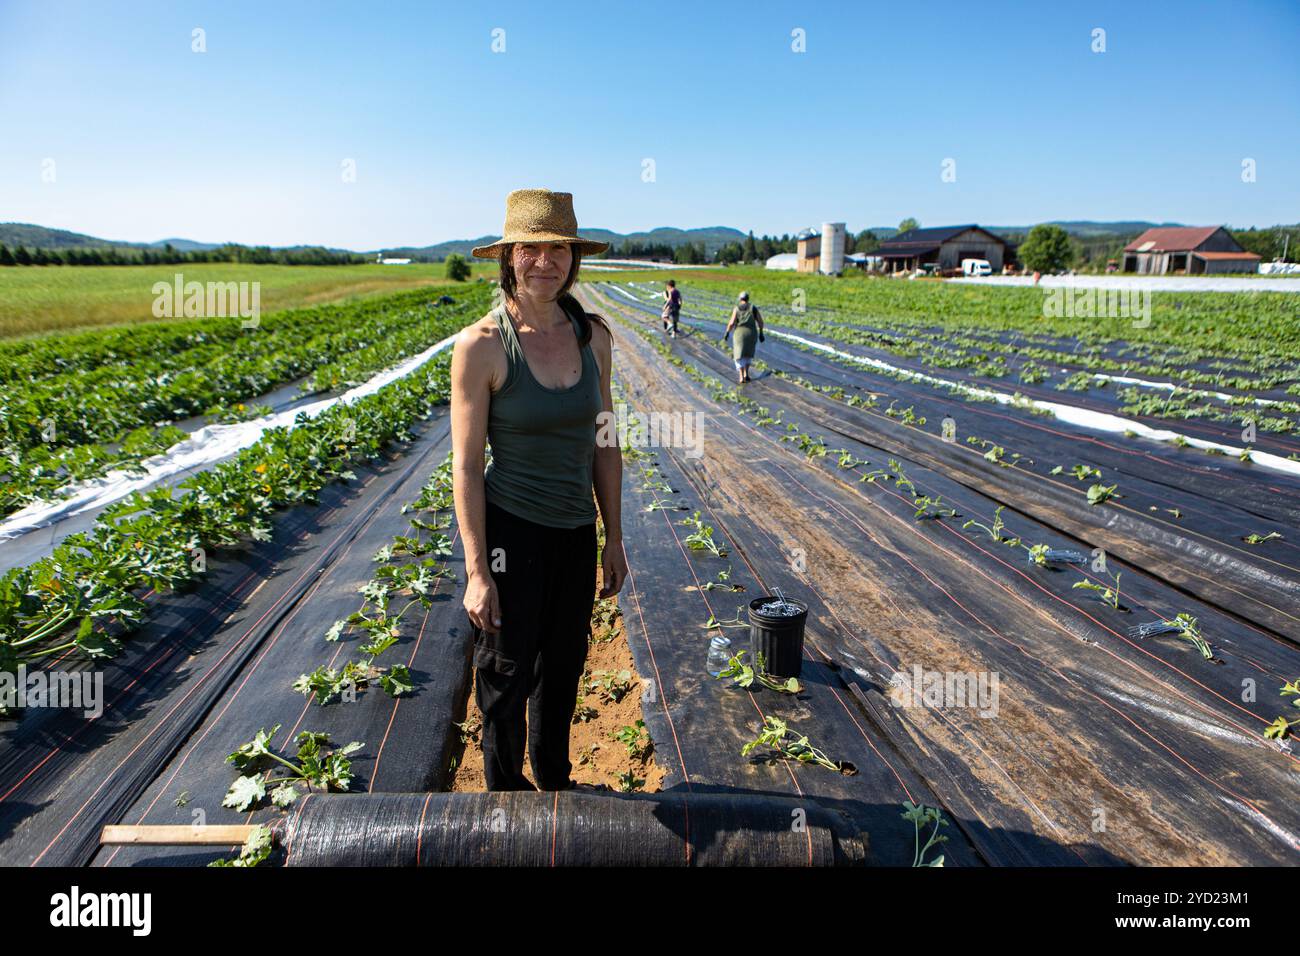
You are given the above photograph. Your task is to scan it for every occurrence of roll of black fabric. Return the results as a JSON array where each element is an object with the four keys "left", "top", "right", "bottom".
[{"left": 278, "top": 791, "right": 868, "bottom": 867}]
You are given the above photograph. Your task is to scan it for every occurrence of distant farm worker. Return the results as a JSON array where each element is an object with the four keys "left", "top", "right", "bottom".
[
  {"left": 722, "top": 290, "right": 765, "bottom": 383},
  {"left": 451, "top": 188, "right": 628, "bottom": 792},
  {"left": 661, "top": 279, "right": 683, "bottom": 337}
]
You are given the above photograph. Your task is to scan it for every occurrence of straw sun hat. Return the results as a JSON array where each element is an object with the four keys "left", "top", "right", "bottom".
[{"left": 471, "top": 189, "right": 610, "bottom": 259}]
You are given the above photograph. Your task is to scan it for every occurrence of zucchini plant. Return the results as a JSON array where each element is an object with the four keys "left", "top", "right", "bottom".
[{"left": 741, "top": 715, "right": 856, "bottom": 775}]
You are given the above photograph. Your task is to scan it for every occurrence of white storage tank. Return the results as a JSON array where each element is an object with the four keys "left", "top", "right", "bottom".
[{"left": 820, "top": 222, "right": 846, "bottom": 275}]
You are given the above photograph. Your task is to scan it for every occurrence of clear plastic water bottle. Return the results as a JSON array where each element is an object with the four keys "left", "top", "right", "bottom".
[{"left": 706, "top": 635, "right": 732, "bottom": 677}]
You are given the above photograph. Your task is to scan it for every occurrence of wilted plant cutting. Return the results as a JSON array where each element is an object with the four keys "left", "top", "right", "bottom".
[
  {"left": 701, "top": 606, "right": 749, "bottom": 630},
  {"left": 1073, "top": 569, "right": 1124, "bottom": 610},
  {"left": 1168, "top": 613, "right": 1213, "bottom": 659},
  {"left": 1243, "top": 531, "right": 1283, "bottom": 545},
  {"left": 700, "top": 566, "right": 745, "bottom": 592},
  {"left": 913, "top": 495, "right": 958, "bottom": 520},
  {"left": 679, "top": 511, "right": 729, "bottom": 557},
  {"left": 1050, "top": 463, "right": 1102, "bottom": 481},
  {"left": 715, "top": 650, "right": 802, "bottom": 694},
  {"left": 741, "top": 715, "right": 856, "bottom": 775},
  {"left": 888, "top": 458, "right": 916, "bottom": 495},
  {"left": 902, "top": 801, "right": 949, "bottom": 867}
]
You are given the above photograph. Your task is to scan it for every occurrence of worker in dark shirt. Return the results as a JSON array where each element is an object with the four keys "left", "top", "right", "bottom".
[{"left": 662, "top": 280, "right": 682, "bottom": 337}]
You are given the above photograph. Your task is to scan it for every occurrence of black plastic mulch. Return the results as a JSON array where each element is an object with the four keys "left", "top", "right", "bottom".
[
  {"left": 0, "top": 412, "right": 471, "bottom": 867},
  {"left": 590, "top": 284, "right": 1300, "bottom": 865},
  {"left": 606, "top": 290, "right": 1300, "bottom": 635}
]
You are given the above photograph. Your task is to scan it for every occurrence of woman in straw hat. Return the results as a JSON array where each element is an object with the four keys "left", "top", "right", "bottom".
[
  {"left": 722, "top": 290, "right": 765, "bottom": 383},
  {"left": 450, "top": 189, "right": 628, "bottom": 792}
]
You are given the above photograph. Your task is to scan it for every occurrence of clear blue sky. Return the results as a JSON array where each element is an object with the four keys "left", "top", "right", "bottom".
[{"left": 1, "top": 0, "right": 1297, "bottom": 249}]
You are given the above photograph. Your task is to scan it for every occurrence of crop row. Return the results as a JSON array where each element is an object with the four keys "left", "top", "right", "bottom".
[
  {"left": 0, "top": 286, "right": 492, "bottom": 516},
  {"left": 0, "top": 343, "right": 458, "bottom": 684},
  {"left": 613, "top": 280, "right": 1299, "bottom": 435}
]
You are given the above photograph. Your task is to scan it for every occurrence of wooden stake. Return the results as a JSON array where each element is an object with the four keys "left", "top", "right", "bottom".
[{"left": 100, "top": 824, "right": 263, "bottom": 846}]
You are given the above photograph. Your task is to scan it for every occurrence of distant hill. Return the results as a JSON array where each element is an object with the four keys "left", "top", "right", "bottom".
[
  {"left": 0, "top": 223, "right": 358, "bottom": 257},
  {"left": 372, "top": 226, "right": 748, "bottom": 262},
  {"left": 858, "top": 222, "right": 1185, "bottom": 240},
  {"left": 986, "top": 221, "right": 1186, "bottom": 238},
  {"left": 6, "top": 219, "right": 1279, "bottom": 262},
  {"left": 0, "top": 223, "right": 130, "bottom": 250}
]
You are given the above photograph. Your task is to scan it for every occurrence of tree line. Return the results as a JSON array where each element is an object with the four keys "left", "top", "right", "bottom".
[{"left": 0, "top": 242, "right": 368, "bottom": 267}]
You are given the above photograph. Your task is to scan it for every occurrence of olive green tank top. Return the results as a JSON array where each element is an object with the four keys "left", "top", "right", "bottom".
[{"left": 483, "top": 300, "right": 602, "bottom": 528}]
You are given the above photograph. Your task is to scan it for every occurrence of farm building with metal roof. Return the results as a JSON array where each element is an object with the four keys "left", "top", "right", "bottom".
[
  {"left": 871, "top": 225, "right": 1012, "bottom": 274},
  {"left": 1122, "top": 226, "right": 1260, "bottom": 274}
]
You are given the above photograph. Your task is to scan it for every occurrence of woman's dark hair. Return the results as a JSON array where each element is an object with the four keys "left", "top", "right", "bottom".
[
  {"left": 666, "top": 279, "right": 676, "bottom": 288},
  {"left": 497, "top": 245, "right": 608, "bottom": 347}
]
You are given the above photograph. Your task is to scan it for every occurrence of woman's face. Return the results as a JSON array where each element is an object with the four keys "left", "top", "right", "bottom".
[{"left": 511, "top": 242, "right": 573, "bottom": 301}]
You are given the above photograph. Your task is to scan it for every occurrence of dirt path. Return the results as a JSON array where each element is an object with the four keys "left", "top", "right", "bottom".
[{"left": 447, "top": 523, "right": 664, "bottom": 794}]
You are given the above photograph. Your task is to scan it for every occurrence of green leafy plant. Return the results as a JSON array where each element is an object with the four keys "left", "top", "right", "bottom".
[
  {"left": 615, "top": 770, "right": 645, "bottom": 792},
  {"left": 1050, "top": 463, "right": 1102, "bottom": 481},
  {"left": 741, "top": 715, "right": 856, "bottom": 774},
  {"left": 588, "top": 669, "right": 635, "bottom": 704},
  {"left": 913, "top": 495, "right": 958, "bottom": 520},
  {"left": 222, "top": 725, "right": 362, "bottom": 811},
  {"left": 1026, "top": 543, "right": 1052, "bottom": 566},
  {"left": 1072, "top": 569, "right": 1124, "bottom": 610},
  {"left": 700, "top": 566, "right": 745, "bottom": 592},
  {"left": 901, "top": 801, "right": 949, "bottom": 867},
  {"left": 209, "top": 825, "right": 275, "bottom": 868},
  {"left": 1167, "top": 613, "right": 1213, "bottom": 659},
  {"left": 1265, "top": 677, "right": 1300, "bottom": 741},
  {"left": 1243, "top": 531, "right": 1283, "bottom": 545},
  {"left": 715, "top": 650, "right": 802, "bottom": 694},
  {"left": 1086, "top": 483, "right": 1119, "bottom": 506},
  {"left": 701, "top": 606, "right": 749, "bottom": 630},
  {"left": 679, "top": 511, "right": 729, "bottom": 557},
  {"left": 612, "top": 720, "right": 652, "bottom": 760},
  {"left": 887, "top": 458, "right": 916, "bottom": 495}
]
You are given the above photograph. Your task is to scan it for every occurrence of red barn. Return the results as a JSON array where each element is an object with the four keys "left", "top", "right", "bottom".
[{"left": 1122, "top": 226, "right": 1259, "bottom": 275}]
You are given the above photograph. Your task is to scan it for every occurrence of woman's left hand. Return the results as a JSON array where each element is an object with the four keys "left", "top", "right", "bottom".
[{"left": 599, "top": 537, "right": 629, "bottom": 597}]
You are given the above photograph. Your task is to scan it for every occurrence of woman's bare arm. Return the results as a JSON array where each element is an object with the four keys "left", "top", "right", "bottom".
[
  {"left": 450, "top": 319, "right": 503, "bottom": 633},
  {"left": 590, "top": 320, "right": 627, "bottom": 597},
  {"left": 725, "top": 306, "right": 738, "bottom": 334}
]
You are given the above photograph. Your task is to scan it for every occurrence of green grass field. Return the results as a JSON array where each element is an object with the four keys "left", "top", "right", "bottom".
[{"left": 0, "top": 261, "right": 498, "bottom": 339}]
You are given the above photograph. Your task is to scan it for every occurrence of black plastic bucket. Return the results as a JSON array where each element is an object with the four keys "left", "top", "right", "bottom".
[{"left": 748, "top": 596, "right": 808, "bottom": 679}]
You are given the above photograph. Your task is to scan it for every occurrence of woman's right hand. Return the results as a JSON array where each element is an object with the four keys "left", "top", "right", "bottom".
[{"left": 464, "top": 570, "right": 502, "bottom": 635}]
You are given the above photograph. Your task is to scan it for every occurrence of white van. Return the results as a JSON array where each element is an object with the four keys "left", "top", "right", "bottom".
[{"left": 961, "top": 258, "right": 993, "bottom": 277}]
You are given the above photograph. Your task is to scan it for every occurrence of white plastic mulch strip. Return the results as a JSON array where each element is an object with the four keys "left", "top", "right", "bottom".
[
  {"left": 769, "top": 329, "right": 1300, "bottom": 479},
  {"left": 604, "top": 284, "right": 650, "bottom": 304},
  {"left": 0, "top": 331, "right": 461, "bottom": 542},
  {"left": 1088, "top": 372, "right": 1290, "bottom": 409},
  {"left": 950, "top": 275, "right": 1300, "bottom": 293}
]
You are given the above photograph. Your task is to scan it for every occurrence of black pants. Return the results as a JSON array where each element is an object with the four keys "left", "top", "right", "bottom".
[
  {"left": 471, "top": 500, "right": 597, "bottom": 791},
  {"left": 664, "top": 308, "right": 679, "bottom": 332}
]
